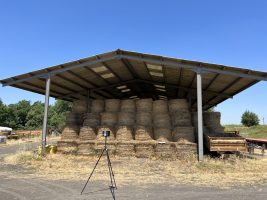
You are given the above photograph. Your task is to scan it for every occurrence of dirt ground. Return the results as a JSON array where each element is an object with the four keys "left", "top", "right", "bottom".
[{"left": 0, "top": 142, "right": 267, "bottom": 200}]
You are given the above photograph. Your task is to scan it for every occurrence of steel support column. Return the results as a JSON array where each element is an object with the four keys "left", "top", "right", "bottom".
[
  {"left": 41, "top": 76, "right": 51, "bottom": 154},
  {"left": 197, "top": 73, "right": 204, "bottom": 162}
]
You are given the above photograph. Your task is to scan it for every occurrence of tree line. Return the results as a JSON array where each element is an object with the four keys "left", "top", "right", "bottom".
[{"left": 0, "top": 99, "right": 72, "bottom": 130}]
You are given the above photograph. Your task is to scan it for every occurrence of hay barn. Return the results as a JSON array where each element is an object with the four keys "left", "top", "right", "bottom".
[{"left": 1, "top": 49, "right": 267, "bottom": 161}]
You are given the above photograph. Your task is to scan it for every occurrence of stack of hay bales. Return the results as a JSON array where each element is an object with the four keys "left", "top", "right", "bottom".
[
  {"left": 135, "top": 99, "right": 153, "bottom": 141},
  {"left": 153, "top": 100, "right": 172, "bottom": 142},
  {"left": 61, "top": 112, "right": 81, "bottom": 140},
  {"left": 134, "top": 99, "right": 155, "bottom": 157},
  {"left": 57, "top": 140, "right": 78, "bottom": 154},
  {"left": 79, "top": 113, "right": 99, "bottom": 140},
  {"left": 115, "top": 100, "right": 135, "bottom": 156},
  {"left": 62, "top": 100, "right": 87, "bottom": 140},
  {"left": 203, "top": 112, "right": 224, "bottom": 134},
  {"left": 77, "top": 141, "right": 96, "bottom": 156},
  {"left": 169, "top": 99, "right": 195, "bottom": 143},
  {"left": 155, "top": 143, "right": 176, "bottom": 159},
  {"left": 135, "top": 141, "right": 155, "bottom": 158}
]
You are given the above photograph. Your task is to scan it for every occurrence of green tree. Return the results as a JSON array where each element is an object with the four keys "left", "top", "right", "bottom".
[
  {"left": 0, "top": 99, "right": 9, "bottom": 126},
  {"left": 49, "top": 100, "right": 72, "bottom": 130},
  {"left": 241, "top": 110, "right": 260, "bottom": 127},
  {"left": 25, "top": 101, "right": 44, "bottom": 130},
  {"left": 6, "top": 100, "right": 31, "bottom": 129}
]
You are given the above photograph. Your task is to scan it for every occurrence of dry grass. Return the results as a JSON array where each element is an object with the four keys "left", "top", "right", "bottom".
[
  {"left": 3, "top": 151, "right": 267, "bottom": 188},
  {"left": 6, "top": 136, "right": 60, "bottom": 146}
]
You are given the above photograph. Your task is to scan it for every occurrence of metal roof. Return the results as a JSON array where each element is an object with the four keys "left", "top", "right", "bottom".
[{"left": 1, "top": 49, "right": 267, "bottom": 111}]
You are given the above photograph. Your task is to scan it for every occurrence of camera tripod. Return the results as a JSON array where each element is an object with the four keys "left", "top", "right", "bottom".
[{"left": 81, "top": 135, "right": 117, "bottom": 199}]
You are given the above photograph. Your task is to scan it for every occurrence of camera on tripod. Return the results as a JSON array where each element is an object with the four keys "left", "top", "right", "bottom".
[{"left": 102, "top": 130, "right": 111, "bottom": 137}]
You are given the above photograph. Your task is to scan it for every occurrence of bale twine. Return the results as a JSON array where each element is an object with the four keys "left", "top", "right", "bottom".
[
  {"left": 83, "top": 113, "right": 100, "bottom": 128},
  {"left": 168, "top": 99, "right": 189, "bottom": 113},
  {"left": 61, "top": 125, "right": 79, "bottom": 140},
  {"left": 153, "top": 114, "right": 171, "bottom": 128},
  {"left": 134, "top": 126, "right": 153, "bottom": 141},
  {"left": 171, "top": 111, "right": 192, "bottom": 126},
  {"left": 172, "top": 126, "right": 195, "bottom": 143},
  {"left": 116, "top": 143, "right": 135, "bottom": 157},
  {"left": 155, "top": 143, "right": 176, "bottom": 159},
  {"left": 105, "top": 99, "right": 120, "bottom": 112},
  {"left": 57, "top": 141, "right": 78, "bottom": 154},
  {"left": 153, "top": 100, "right": 168, "bottom": 113},
  {"left": 91, "top": 100, "right": 105, "bottom": 113},
  {"left": 118, "top": 112, "right": 135, "bottom": 126},
  {"left": 203, "top": 112, "right": 221, "bottom": 126},
  {"left": 135, "top": 142, "right": 155, "bottom": 158},
  {"left": 121, "top": 99, "right": 135, "bottom": 112},
  {"left": 96, "top": 126, "right": 115, "bottom": 140},
  {"left": 77, "top": 141, "right": 96, "bottom": 156},
  {"left": 116, "top": 126, "right": 133, "bottom": 141},
  {"left": 101, "top": 112, "right": 118, "bottom": 126},
  {"left": 79, "top": 126, "right": 96, "bottom": 140},
  {"left": 95, "top": 141, "right": 116, "bottom": 155},
  {"left": 136, "top": 99, "right": 153, "bottom": 112},
  {"left": 154, "top": 128, "right": 172, "bottom": 142},
  {"left": 136, "top": 112, "right": 152, "bottom": 126},
  {"left": 72, "top": 100, "right": 88, "bottom": 114}
]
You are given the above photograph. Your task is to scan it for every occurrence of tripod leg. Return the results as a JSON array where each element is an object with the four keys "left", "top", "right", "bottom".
[
  {"left": 109, "top": 186, "right": 116, "bottom": 200},
  {"left": 80, "top": 148, "right": 105, "bottom": 195},
  {"left": 106, "top": 150, "right": 117, "bottom": 189}
]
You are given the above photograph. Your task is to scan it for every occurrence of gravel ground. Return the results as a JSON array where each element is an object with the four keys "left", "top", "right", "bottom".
[{"left": 0, "top": 142, "right": 266, "bottom": 200}]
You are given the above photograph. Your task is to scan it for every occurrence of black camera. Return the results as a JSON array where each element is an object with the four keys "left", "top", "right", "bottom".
[{"left": 102, "top": 130, "right": 111, "bottom": 137}]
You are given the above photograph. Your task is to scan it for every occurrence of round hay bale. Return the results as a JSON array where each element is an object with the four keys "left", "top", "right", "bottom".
[
  {"left": 203, "top": 112, "right": 221, "bottom": 126},
  {"left": 155, "top": 143, "right": 176, "bottom": 159},
  {"left": 77, "top": 141, "right": 96, "bottom": 156},
  {"left": 116, "top": 143, "right": 135, "bottom": 157},
  {"left": 171, "top": 111, "right": 192, "bottom": 126},
  {"left": 136, "top": 112, "right": 152, "bottom": 126},
  {"left": 121, "top": 99, "right": 135, "bottom": 112},
  {"left": 65, "top": 112, "right": 82, "bottom": 126},
  {"left": 136, "top": 99, "right": 152, "bottom": 112},
  {"left": 134, "top": 126, "right": 153, "bottom": 141},
  {"left": 153, "top": 100, "right": 168, "bottom": 113},
  {"left": 100, "top": 112, "right": 117, "bottom": 126},
  {"left": 61, "top": 125, "right": 79, "bottom": 140},
  {"left": 91, "top": 100, "right": 105, "bottom": 113},
  {"left": 207, "top": 125, "right": 225, "bottom": 134},
  {"left": 105, "top": 99, "right": 120, "bottom": 112},
  {"left": 172, "top": 126, "right": 195, "bottom": 143},
  {"left": 154, "top": 128, "right": 172, "bottom": 141},
  {"left": 83, "top": 113, "right": 100, "bottom": 128},
  {"left": 79, "top": 126, "right": 96, "bottom": 140},
  {"left": 96, "top": 126, "right": 115, "bottom": 140},
  {"left": 116, "top": 126, "right": 133, "bottom": 141},
  {"left": 168, "top": 99, "right": 189, "bottom": 113},
  {"left": 72, "top": 100, "right": 88, "bottom": 114},
  {"left": 135, "top": 143, "right": 155, "bottom": 158},
  {"left": 153, "top": 114, "right": 171, "bottom": 128},
  {"left": 118, "top": 112, "right": 135, "bottom": 126}
]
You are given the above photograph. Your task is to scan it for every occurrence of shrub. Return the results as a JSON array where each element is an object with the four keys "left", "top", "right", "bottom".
[{"left": 241, "top": 110, "right": 260, "bottom": 127}]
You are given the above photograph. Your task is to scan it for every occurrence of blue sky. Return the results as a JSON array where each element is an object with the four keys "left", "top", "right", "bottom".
[{"left": 0, "top": 0, "right": 266, "bottom": 124}]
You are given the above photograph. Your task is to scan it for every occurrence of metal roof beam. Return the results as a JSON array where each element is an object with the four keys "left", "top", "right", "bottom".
[
  {"left": 57, "top": 79, "right": 137, "bottom": 99},
  {"left": 137, "top": 79, "right": 232, "bottom": 98},
  {"left": 1, "top": 55, "right": 119, "bottom": 86},
  {"left": 118, "top": 54, "right": 267, "bottom": 81}
]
